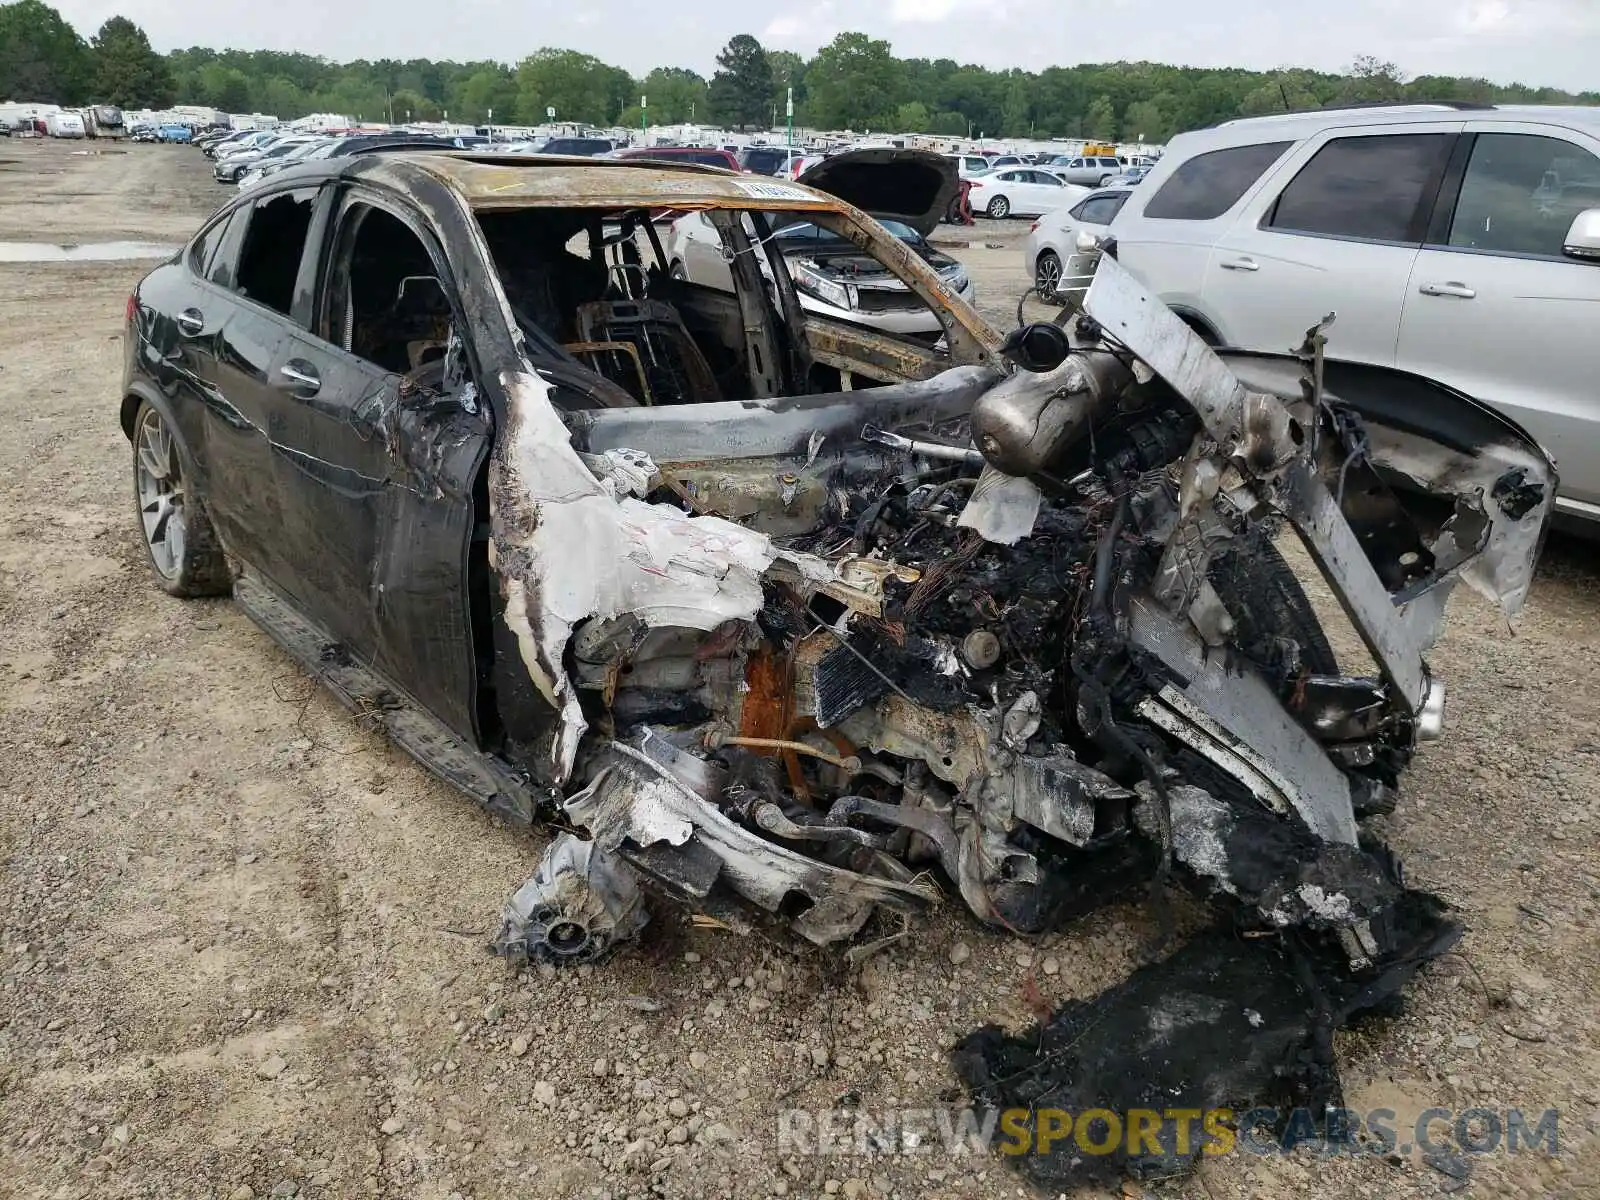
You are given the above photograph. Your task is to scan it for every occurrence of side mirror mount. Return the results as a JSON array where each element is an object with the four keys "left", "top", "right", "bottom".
[
  {"left": 1563, "top": 209, "right": 1600, "bottom": 260},
  {"left": 1001, "top": 322, "right": 1072, "bottom": 373}
]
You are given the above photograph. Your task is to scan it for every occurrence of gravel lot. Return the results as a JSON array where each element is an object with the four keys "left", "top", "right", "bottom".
[{"left": 1, "top": 139, "right": 1597, "bottom": 1200}]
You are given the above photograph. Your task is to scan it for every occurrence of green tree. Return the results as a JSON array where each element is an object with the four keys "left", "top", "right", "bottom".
[
  {"left": 806, "top": 32, "right": 899, "bottom": 130},
  {"left": 641, "top": 66, "right": 708, "bottom": 124},
  {"left": 0, "top": 0, "right": 92, "bottom": 103},
  {"left": 930, "top": 109, "right": 968, "bottom": 136},
  {"left": 90, "top": 16, "right": 174, "bottom": 107},
  {"left": 1337, "top": 54, "right": 1405, "bottom": 103},
  {"left": 389, "top": 88, "right": 439, "bottom": 122},
  {"left": 1085, "top": 93, "right": 1116, "bottom": 139},
  {"left": 706, "top": 34, "right": 772, "bottom": 130},
  {"left": 1000, "top": 73, "right": 1031, "bottom": 137},
  {"left": 198, "top": 63, "right": 252, "bottom": 113},
  {"left": 514, "top": 48, "right": 631, "bottom": 125},
  {"left": 1121, "top": 98, "right": 1166, "bottom": 142},
  {"left": 452, "top": 66, "right": 520, "bottom": 123},
  {"left": 766, "top": 48, "right": 806, "bottom": 123},
  {"left": 894, "top": 100, "right": 929, "bottom": 132}
]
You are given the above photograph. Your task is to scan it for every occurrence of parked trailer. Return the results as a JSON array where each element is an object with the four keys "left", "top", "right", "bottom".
[
  {"left": 85, "top": 105, "right": 127, "bottom": 139},
  {"left": 45, "top": 112, "right": 85, "bottom": 138}
]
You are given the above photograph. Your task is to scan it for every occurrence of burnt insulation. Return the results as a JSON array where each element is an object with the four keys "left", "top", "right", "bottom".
[{"left": 950, "top": 885, "right": 1459, "bottom": 1188}]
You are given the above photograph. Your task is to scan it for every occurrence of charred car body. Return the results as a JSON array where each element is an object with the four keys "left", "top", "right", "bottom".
[{"left": 123, "top": 151, "right": 1554, "bottom": 990}]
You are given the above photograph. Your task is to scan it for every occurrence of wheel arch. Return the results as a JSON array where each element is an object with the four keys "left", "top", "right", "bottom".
[{"left": 1168, "top": 304, "right": 1223, "bottom": 346}]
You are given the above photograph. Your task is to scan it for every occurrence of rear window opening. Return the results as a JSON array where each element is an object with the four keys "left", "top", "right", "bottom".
[{"left": 236, "top": 191, "right": 314, "bottom": 317}]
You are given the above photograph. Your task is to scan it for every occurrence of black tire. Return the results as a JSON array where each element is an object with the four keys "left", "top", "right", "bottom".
[
  {"left": 1208, "top": 530, "right": 1338, "bottom": 677},
  {"left": 1035, "top": 250, "right": 1063, "bottom": 300},
  {"left": 131, "top": 401, "right": 231, "bottom": 598},
  {"left": 986, "top": 195, "right": 1010, "bottom": 219},
  {"left": 1098, "top": 174, "right": 1114, "bottom": 186}
]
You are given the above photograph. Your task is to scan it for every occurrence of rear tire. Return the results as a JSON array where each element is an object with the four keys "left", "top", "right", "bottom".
[
  {"left": 1035, "top": 250, "right": 1063, "bottom": 301},
  {"left": 132, "top": 401, "right": 231, "bottom": 598},
  {"left": 986, "top": 195, "right": 1011, "bottom": 219},
  {"left": 1098, "top": 174, "right": 1114, "bottom": 186}
]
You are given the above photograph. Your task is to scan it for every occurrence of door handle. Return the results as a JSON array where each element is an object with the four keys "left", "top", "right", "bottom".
[
  {"left": 1418, "top": 281, "right": 1476, "bottom": 299},
  {"left": 277, "top": 360, "right": 321, "bottom": 394},
  {"left": 175, "top": 308, "right": 204, "bottom": 335},
  {"left": 1218, "top": 257, "right": 1259, "bottom": 272}
]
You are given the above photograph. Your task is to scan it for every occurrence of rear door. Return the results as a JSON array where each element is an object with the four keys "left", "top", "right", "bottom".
[
  {"left": 1396, "top": 125, "right": 1600, "bottom": 508},
  {"left": 197, "top": 186, "right": 321, "bottom": 588},
  {"left": 1201, "top": 126, "right": 1458, "bottom": 358},
  {"left": 286, "top": 191, "right": 489, "bottom": 734}
]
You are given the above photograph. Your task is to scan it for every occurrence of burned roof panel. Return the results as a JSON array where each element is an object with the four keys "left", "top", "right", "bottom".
[{"left": 375, "top": 152, "right": 845, "bottom": 212}]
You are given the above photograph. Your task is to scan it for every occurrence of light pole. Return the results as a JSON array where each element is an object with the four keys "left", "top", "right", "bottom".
[
  {"left": 640, "top": 94, "right": 646, "bottom": 139},
  {"left": 786, "top": 86, "right": 793, "bottom": 148}
]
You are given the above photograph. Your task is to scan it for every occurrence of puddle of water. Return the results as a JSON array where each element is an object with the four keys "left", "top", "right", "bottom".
[{"left": 0, "top": 240, "right": 179, "bottom": 263}]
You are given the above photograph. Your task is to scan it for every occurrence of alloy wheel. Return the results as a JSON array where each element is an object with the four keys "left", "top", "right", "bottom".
[{"left": 135, "top": 407, "right": 187, "bottom": 579}]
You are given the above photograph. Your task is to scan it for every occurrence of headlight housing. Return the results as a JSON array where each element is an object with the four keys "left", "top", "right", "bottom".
[
  {"left": 791, "top": 260, "right": 854, "bottom": 310},
  {"left": 943, "top": 267, "right": 970, "bottom": 294}
]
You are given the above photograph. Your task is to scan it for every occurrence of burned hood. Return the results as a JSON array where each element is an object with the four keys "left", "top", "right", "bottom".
[{"left": 796, "top": 148, "right": 958, "bottom": 237}]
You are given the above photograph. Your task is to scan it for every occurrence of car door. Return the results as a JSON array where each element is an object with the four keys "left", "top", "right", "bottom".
[
  {"left": 196, "top": 186, "right": 322, "bottom": 589},
  {"left": 1024, "top": 170, "right": 1072, "bottom": 214},
  {"left": 1201, "top": 125, "right": 1460, "bottom": 358},
  {"left": 1396, "top": 126, "right": 1600, "bottom": 509},
  {"left": 302, "top": 191, "right": 491, "bottom": 735}
]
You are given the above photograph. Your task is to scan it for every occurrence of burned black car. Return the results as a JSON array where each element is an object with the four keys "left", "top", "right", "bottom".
[{"left": 122, "top": 151, "right": 1555, "bottom": 992}]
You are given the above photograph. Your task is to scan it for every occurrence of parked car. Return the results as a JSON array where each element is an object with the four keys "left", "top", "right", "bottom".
[
  {"left": 1049, "top": 155, "right": 1126, "bottom": 187},
  {"left": 215, "top": 135, "right": 319, "bottom": 182},
  {"left": 667, "top": 149, "right": 973, "bottom": 337},
  {"left": 986, "top": 154, "right": 1025, "bottom": 169},
  {"left": 237, "top": 137, "right": 332, "bottom": 188},
  {"left": 1109, "top": 101, "right": 1600, "bottom": 524},
  {"left": 612, "top": 145, "right": 741, "bottom": 171},
  {"left": 965, "top": 168, "right": 1087, "bottom": 219},
  {"left": 738, "top": 145, "right": 802, "bottom": 175},
  {"left": 946, "top": 154, "right": 992, "bottom": 177},
  {"left": 157, "top": 124, "right": 192, "bottom": 144},
  {"left": 116, "top": 145, "right": 1554, "bottom": 973},
  {"left": 1101, "top": 165, "right": 1151, "bottom": 187},
  {"left": 530, "top": 136, "right": 614, "bottom": 156},
  {"left": 1023, "top": 186, "right": 1134, "bottom": 300}
]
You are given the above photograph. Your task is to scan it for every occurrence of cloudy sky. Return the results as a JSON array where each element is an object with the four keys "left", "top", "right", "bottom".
[{"left": 51, "top": 0, "right": 1600, "bottom": 93}]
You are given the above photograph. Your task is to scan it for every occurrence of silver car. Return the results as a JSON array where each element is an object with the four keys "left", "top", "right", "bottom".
[{"left": 1048, "top": 154, "right": 1127, "bottom": 187}]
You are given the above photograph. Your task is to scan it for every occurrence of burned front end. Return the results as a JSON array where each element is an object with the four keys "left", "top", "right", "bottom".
[{"left": 483, "top": 254, "right": 1555, "bottom": 973}]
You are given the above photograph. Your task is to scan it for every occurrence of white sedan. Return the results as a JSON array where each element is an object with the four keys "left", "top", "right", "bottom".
[
  {"left": 1022, "top": 187, "right": 1133, "bottom": 301},
  {"left": 965, "top": 168, "right": 1087, "bottom": 219}
]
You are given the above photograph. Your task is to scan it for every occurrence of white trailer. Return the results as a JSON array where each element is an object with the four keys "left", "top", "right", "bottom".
[{"left": 45, "top": 111, "right": 85, "bottom": 138}]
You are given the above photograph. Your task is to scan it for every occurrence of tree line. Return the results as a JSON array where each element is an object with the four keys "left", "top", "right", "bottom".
[{"left": 4, "top": 1, "right": 1596, "bottom": 141}]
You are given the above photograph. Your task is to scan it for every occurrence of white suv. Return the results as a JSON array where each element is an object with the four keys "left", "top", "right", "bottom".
[{"left": 1110, "top": 103, "right": 1600, "bottom": 523}]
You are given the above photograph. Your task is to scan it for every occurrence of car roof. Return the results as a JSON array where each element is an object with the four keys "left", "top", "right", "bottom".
[
  {"left": 1206, "top": 102, "right": 1600, "bottom": 145},
  {"left": 340, "top": 152, "right": 842, "bottom": 213}
]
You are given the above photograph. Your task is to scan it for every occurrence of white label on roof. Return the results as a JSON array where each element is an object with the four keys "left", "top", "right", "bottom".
[{"left": 734, "top": 179, "right": 814, "bottom": 202}]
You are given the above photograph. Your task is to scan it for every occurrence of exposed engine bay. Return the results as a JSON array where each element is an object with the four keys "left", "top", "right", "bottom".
[{"left": 485, "top": 253, "right": 1555, "bottom": 979}]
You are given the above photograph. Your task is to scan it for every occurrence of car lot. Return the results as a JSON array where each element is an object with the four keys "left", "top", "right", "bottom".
[{"left": 2, "top": 139, "right": 1598, "bottom": 1200}]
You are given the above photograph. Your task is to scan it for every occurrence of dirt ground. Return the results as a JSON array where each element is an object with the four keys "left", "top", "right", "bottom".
[{"left": 1, "top": 138, "right": 1597, "bottom": 1200}]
